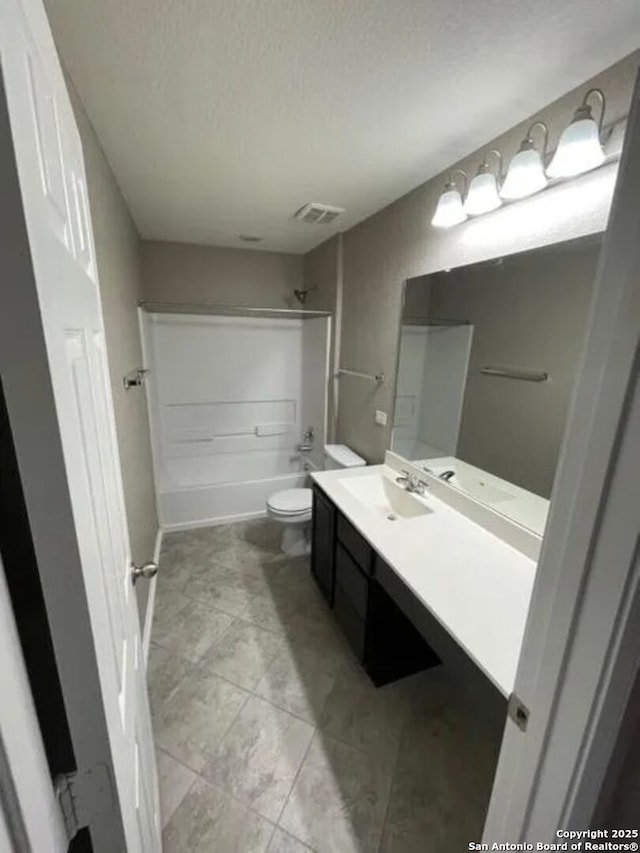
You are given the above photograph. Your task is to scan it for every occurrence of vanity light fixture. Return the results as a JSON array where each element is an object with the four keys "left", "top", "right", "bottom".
[
  {"left": 500, "top": 121, "right": 549, "bottom": 200},
  {"left": 464, "top": 150, "right": 503, "bottom": 216},
  {"left": 547, "top": 88, "right": 606, "bottom": 178},
  {"left": 431, "top": 170, "right": 468, "bottom": 228}
]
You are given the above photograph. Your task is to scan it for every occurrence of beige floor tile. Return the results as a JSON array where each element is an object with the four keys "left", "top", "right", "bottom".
[
  {"left": 241, "top": 589, "right": 352, "bottom": 664},
  {"left": 267, "top": 827, "right": 315, "bottom": 852},
  {"left": 379, "top": 824, "right": 449, "bottom": 853},
  {"left": 236, "top": 518, "right": 283, "bottom": 551},
  {"left": 152, "top": 521, "right": 497, "bottom": 853},
  {"left": 318, "top": 661, "right": 409, "bottom": 763},
  {"left": 147, "top": 642, "right": 193, "bottom": 712},
  {"left": 212, "top": 521, "right": 289, "bottom": 574},
  {"left": 203, "top": 695, "right": 314, "bottom": 822},
  {"left": 153, "top": 598, "right": 234, "bottom": 663},
  {"left": 384, "top": 699, "right": 498, "bottom": 846},
  {"left": 163, "top": 776, "right": 274, "bottom": 853},
  {"left": 254, "top": 644, "right": 338, "bottom": 724},
  {"left": 155, "top": 748, "right": 196, "bottom": 828},
  {"left": 154, "top": 665, "right": 248, "bottom": 772},
  {"left": 278, "top": 733, "right": 392, "bottom": 853},
  {"left": 239, "top": 587, "right": 299, "bottom": 634},
  {"left": 200, "top": 618, "right": 287, "bottom": 690},
  {"left": 187, "top": 561, "right": 270, "bottom": 616}
]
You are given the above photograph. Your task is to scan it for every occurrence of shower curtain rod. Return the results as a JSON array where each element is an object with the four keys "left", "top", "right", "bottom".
[{"left": 138, "top": 300, "right": 332, "bottom": 319}]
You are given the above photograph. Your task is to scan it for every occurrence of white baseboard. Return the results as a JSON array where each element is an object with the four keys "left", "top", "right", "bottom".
[
  {"left": 142, "top": 526, "right": 163, "bottom": 666},
  {"left": 161, "top": 509, "right": 267, "bottom": 533}
]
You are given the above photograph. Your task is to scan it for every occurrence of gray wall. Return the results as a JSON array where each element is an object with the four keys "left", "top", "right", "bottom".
[
  {"left": 426, "top": 240, "right": 599, "bottom": 497},
  {"left": 315, "top": 52, "right": 639, "bottom": 463},
  {"left": 70, "top": 85, "right": 159, "bottom": 619},
  {"left": 141, "top": 240, "right": 306, "bottom": 309},
  {"left": 302, "top": 235, "right": 340, "bottom": 313}
]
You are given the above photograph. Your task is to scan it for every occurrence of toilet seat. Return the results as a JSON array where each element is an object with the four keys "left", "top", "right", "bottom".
[{"left": 267, "top": 488, "right": 312, "bottom": 518}]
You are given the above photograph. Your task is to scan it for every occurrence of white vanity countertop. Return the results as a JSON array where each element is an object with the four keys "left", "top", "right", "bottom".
[{"left": 311, "top": 464, "right": 537, "bottom": 697}]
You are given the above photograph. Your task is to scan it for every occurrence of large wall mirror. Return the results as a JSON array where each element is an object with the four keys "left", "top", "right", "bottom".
[{"left": 391, "top": 234, "right": 602, "bottom": 536}]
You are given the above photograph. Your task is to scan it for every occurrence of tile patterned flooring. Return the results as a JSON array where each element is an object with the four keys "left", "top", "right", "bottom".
[{"left": 149, "top": 519, "right": 501, "bottom": 852}]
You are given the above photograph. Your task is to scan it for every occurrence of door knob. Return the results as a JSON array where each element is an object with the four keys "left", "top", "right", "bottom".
[{"left": 131, "top": 561, "right": 158, "bottom": 585}]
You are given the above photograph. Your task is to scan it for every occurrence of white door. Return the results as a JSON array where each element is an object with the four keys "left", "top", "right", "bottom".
[{"left": 0, "top": 0, "right": 160, "bottom": 850}]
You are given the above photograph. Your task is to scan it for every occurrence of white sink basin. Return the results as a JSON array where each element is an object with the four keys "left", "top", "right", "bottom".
[{"left": 340, "top": 474, "right": 432, "bottom": 521}]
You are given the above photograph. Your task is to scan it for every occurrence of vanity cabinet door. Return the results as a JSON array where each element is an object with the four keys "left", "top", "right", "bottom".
[
  {"left": 333, "top": 543, "right": 370, "bottom": 661},
  {"left": 336, "top": 515, "right": 373, "bottom": 574},
  {"left": 335, "top": 543, "right": 369, "bottom": 619},
  {"left": 333, "top": 583, "right": 367, "bottom": 659},
  {"left": 311, "top": 485, "right": 336, "bottom": 605}
]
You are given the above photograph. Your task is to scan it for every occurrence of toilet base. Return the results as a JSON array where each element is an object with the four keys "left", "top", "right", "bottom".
[{"left": 281, "top": 523, "right": 311, "bottom": 557}]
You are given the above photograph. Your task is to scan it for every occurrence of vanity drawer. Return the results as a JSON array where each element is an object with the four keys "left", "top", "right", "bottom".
[
  {"left": 335, "top": 542, "right": 369, "bottom": 619},
  {"left": 336, "top": 514, "right": 373, "bottom": 574},
  {"left": 333, "top": 582, "right": 366, "bottom": 659}
]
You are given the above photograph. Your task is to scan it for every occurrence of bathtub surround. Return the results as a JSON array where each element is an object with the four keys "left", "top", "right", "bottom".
[
  {"left": 393, "top": 323, "right": 474, "bottom": 461},
  {"left": 69, "top": 82, "right": 159, "bottom": 620},
  {"left": 151, "top": 519, "right": 501, "bottom": 850},
  {"left": 143, "top": 312, "right": 330, "bottom": 529},
  {"left": 308, "top": 52, "right": 639, "bottom": 463}
]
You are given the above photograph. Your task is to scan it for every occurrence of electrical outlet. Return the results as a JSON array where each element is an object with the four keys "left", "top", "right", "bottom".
[{"left": 374, "top": 409, "right": 387, "bottom": 426}]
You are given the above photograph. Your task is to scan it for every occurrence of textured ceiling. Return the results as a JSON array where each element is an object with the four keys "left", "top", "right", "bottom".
[{"left": 45, "top": 0, "right": 640, "bottom": 254}]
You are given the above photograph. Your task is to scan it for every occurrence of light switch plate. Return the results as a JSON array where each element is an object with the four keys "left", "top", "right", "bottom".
[{"left": 374, "top": 409, "right": 387, "bottom": 426}]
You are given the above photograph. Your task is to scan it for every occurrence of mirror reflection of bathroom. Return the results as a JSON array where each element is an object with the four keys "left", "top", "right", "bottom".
[{"left": 392, "top": 234, "right": 601, "bottom": 534}]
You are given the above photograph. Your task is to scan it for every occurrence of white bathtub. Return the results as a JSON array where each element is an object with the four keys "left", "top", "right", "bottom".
[{"left": 158, "top": 453, "right": 316, "bottom": 531}]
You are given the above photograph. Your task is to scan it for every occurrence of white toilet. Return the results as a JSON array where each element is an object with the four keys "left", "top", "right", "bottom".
[{"left": 266, "top": 444, "right": 366, "bottom": 556}]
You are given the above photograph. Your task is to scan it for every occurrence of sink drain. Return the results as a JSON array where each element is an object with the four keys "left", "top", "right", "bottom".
[{"left": 386, "top": 513, "right": 397, "bottom": 521}]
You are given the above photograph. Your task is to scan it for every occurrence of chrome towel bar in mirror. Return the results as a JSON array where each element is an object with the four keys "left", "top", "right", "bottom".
[
  {"left": 335, "top": 367, "right": 385, "bottom": 384},
  {"left": 481, "top": 366, "right": 548, "bottom": 382}
]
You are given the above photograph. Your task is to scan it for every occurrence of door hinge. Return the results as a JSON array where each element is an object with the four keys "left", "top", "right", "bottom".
[
  {"left": 54, "top": 764, "right": 114, "bottom": 842},
  {"left": 508, "top": 692, "right": 530, "bottom": 732}
]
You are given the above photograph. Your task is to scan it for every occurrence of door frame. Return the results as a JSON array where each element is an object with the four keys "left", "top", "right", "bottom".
[
  {"left": 0, "top": 58, "right": 127, "bottom": 852},
  {"left": 0, "top": 552, "right": 67, "bottom": 852},
  {"left": 484, "top": 69, "right": 640, "bottom": 840}
]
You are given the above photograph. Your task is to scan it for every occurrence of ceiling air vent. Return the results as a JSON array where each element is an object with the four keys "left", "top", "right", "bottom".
[{"left": 293, "top": 202, "right": 345, "bottom": 225}]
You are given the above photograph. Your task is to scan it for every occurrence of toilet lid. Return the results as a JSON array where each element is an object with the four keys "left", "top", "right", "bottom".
[{"left": 268, "top": 488, "right": 312, "bottom": 515}]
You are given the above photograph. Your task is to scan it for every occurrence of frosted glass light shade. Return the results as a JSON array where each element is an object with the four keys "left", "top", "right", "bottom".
[
  {"left": 500, "top": 148, "right": 548, "bottom": 200},
  {"left": 431, "top": 188, "right": 467, "bottom": 227},
  {"left": 547, "top": 118, "right": 605, "bottom": 178},
  {"left": 464, "top": 171, "right": 502, "bottom": 215}
]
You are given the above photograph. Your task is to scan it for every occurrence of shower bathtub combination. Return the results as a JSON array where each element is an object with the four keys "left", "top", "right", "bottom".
[{"left": 140, "top": 304, "right": 330, "bottom": 530}]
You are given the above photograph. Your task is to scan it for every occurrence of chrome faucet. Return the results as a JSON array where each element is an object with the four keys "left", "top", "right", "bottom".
[
  {"left": 297, "top": 425, "right": 315, "bottom": 453},
  {"left": 395, "top": 470, "right": 428, "bottom": 496}
]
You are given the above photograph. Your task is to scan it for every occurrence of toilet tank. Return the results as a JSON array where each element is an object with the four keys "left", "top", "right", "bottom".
[{"left": 323, "top": 444, "right": 366, "bottom": 470}]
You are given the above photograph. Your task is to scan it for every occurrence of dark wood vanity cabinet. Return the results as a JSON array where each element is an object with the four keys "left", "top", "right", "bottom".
[
  {"left": 310, "top": 484, "right": 506, "bottom": 721},
  {"left": 311, "top": 484, "right": 438, "bottom": 686},
  {"left": 310, "top": 485, "right": 336, "bottom": 605}
]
